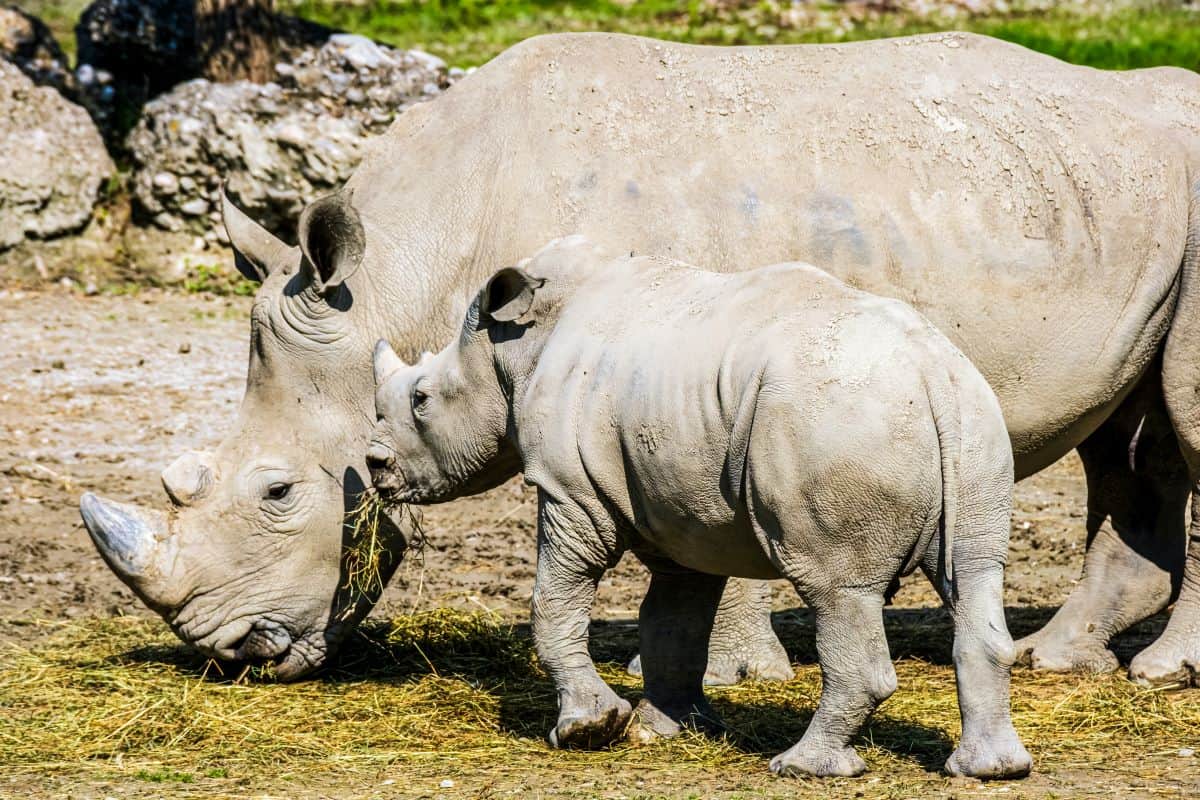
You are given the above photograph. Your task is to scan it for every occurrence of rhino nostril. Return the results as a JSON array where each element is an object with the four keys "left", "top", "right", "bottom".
[{"left": 365, "top": 444, "right": 394, "bottom": 472}]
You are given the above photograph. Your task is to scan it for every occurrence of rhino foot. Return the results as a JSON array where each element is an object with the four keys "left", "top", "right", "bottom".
[
  {"left": 1128, "top": 634, "right": 1199, "bottom": 688},
  {"left": 702, "top": 644, "right": 794, "bottom": 686},
  {"left": 1014, "top": 628, "right": 1119, "bottom": 674},
  {"left": 769, "top": 743, "right": 867, "bottom": 778},
  {"left": 946, "top": 726, "right": 1032, "bottom": 780},
  {"left": 548, "top": 692, "right": 633, "bottom": 749},
  {"left": 627, "top": 648, "right": 794, "bottom": 685},
  {"left": 625, "top": 696, "right": 724, "bottom": 744}
]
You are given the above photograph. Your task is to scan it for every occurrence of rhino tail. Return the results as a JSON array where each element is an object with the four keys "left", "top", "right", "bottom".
[{"left": 925, "top": 361, "right": 961, "bottom": 603}]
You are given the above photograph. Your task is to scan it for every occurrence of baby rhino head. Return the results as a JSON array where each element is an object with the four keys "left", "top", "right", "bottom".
[{"left": 367, "top": 267, "right": 544, "bottom": 505}]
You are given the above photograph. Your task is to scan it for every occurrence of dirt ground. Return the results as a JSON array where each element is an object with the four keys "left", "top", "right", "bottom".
[{"left": 1, "top": 286, "right": 1195, "bottom": 799}]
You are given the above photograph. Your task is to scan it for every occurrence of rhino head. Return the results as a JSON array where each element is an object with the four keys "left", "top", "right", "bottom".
[
  {"left": 80, "top": 190, "right": 415, "bottom": 680},
  {"left": 365, "top": 269, "right": 538, "bottom": 506}
]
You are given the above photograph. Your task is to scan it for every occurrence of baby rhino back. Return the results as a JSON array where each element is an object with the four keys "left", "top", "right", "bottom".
[{"left": 743, "top": 277, "right": 1012, "bottom": 596}]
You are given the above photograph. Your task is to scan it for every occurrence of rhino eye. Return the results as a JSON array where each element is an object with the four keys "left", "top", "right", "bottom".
[
  {"left": 412, "top": 389, "right": 429, "bottom": 411},
  {"left": 266, "top": 482, "right": 292, "bottom": 501}
]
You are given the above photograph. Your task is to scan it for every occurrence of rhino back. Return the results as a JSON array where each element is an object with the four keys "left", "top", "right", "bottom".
[
  {"left": 515, "top": 258, "right": 945, "bottom": 577},
  {"left": 341, "top": 32, "right": 1196, "bottom": 474}
]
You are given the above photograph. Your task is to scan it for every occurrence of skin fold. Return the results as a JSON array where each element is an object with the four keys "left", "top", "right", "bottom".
[
  {"left": 367, "top": 237, "right": 1033, "bottom": 779},
  {"left": 78, "top": 31, "right": 1200, "bottom": 686}
]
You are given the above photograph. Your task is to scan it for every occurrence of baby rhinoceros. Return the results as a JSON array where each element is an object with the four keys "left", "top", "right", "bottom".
[{"left": 366, "top": 236, "right": 1032, "bottom": 780}]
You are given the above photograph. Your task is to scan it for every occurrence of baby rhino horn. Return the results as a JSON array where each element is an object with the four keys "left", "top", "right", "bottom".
[{"left": 373, "top": 339, "right": 407, "bottom": 387}]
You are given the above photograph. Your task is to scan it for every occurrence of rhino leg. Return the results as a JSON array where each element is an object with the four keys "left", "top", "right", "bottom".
[
  {"left": 938, "top": 537, "right": 1032, "bottom": 779},
  {"left": 627, "top": 577, "right": 793, "bottom": 686},
  {"left": 1017, "top": 377, "right": 1187, "bottom": 674},
  {"left": 1130, "top": 224, "right": 1200, "bottom": 688},
  {"left": 532, "top": 498, "right": 632, "bottom": 748},
  {"left": 769, "top": 589, "right": 892, "bottom": 778},
  {"left": 626, "top": 555, "right": 726, "bottom": 743}
]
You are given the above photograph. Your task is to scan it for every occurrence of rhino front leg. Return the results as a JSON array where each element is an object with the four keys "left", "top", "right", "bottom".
[
  {"left": 628, "top": 577, "right": 793, "bottom": 686},
  {"left": 1017, "top": 380, "right": 1186, "bottom": 674},
  {"left": 626, "top": 554, "right": 726, "bottom": 743},
  {"left": 532, "top": 498, "right": 632, "bottom": 748}
]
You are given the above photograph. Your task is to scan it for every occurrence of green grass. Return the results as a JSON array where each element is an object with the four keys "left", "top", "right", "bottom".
[
  {"left": 281, "top": 0, "right": 1200, "bottom": 71},
  {"left": 181, "top": 262, "right": 259, "bottom": 297}
]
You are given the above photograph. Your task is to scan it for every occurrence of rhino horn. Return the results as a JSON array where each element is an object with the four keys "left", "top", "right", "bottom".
[
  {"left": 373, "top": 339, "right": 406, "bottom": 387},
  {"left": 80, "top": 493, "right": 166, "bottom": 583},
  {"left": 161, "top": 451, "right": 215, "bottom": 507},
  {"left": 222, "top": 189, "right": 299, "bottom": 283}
]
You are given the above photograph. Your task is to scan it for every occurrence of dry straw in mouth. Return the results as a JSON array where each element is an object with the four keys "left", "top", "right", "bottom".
[{"left": 342, "top": 489, "right": 425, "bottom": 603}]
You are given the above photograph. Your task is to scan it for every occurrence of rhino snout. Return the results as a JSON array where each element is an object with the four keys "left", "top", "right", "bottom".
[
  {"left": 366, "top": 442, "right": 400, "bottom": 491},
  {"left": 231, "top": 621, "right": 295, "bottom": 664}
]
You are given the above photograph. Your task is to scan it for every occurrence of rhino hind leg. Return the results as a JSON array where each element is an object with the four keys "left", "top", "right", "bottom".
[
  {"left": 1016, "top": 375, "right": 1187, "bottom": 674},
  {"left": 769, "top": 589, "right": 893, "bottom": 778},
  {"left": 937, "top": 549, "right": 1033, "bottom": 779},
  {"left": 626, "top": 577, "right": 793, "bottom": 686},
  {"left": 626, "top": 558, "right": 727, "bottom": 744}
]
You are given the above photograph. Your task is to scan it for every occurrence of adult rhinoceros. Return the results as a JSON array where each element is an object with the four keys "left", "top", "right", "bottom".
[{"left": 81, "top": 31, "right": 1200, "bottom": 687}]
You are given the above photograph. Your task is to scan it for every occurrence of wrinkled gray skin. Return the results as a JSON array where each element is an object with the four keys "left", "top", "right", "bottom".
[
  {"left": 82, "top": 31, "right": 1200, "bottom": 686},
  {"left": 368, "top": 237, "right": 1033, "bottom": 779}
]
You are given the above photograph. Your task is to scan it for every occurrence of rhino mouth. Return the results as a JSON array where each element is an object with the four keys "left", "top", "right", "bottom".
[
  {"left": 194, "top": 620, "right": 327, "bottom": 682},
  {"left": 228, "top": 621, "right": 294, "bottom": 663}
]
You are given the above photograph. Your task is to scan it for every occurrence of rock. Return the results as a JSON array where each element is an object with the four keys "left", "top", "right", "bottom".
[
  {"left": 74, "top": 0, "right": 333, "bottom": 147},
  {"left": 0, "top": 5, "right": 75, "bottom": 97},
  {"left": 128, "top": 36, "right": 459, "bottom": 239},
  {"left": 0, "top": 61, "right": 115, "bottom": 251},
  {"left": 74, "top": 0, "right": 196, "bottom": 143}
]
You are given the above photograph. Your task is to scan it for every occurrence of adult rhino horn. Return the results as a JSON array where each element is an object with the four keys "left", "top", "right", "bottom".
[
  {"left": 373, "top": 339, "right": 407, "bottom": 387},
  {"left": 79, "top": 493, "right": 175, "bottom": 612},
  {"left": 298, "top": 190, "right": 366, "bottom": 294},
  {"left": 222, "top": 189, "right": 299, "bottom": 283}
]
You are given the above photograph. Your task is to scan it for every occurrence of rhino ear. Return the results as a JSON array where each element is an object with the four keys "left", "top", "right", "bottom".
[
  {"left": 298, "top": 190, "right": 366, "bottom": 294},
  {"left": 481, "top": 267, "right": 545, "bottom": 324},
  {"left": 222, "top": 189, "right": 297, "bottom": 284}
]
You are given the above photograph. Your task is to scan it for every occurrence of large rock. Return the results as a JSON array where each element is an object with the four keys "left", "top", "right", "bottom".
[
  {"left": 0, "top": 5, "right": 74, "bottom": 97},
  {"left": 0, "top": 61, "right": 115, "bottom": 251},
  {"left": 128, "top": 34, "right": 462, "bottom": 240},
  {"left": 75, "top": 0, "right": 333, "bottom": 146}
]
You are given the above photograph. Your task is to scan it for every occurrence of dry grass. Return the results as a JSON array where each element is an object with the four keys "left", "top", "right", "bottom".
[
  {"left": 2, "top": 610, "right": 1199, "bottom": 798},
  {"left": 343, "top": 489, "right": 396, "bottom": 602},
  {"left": 342, "top": 490, "right": 426, "bottom": 619}
]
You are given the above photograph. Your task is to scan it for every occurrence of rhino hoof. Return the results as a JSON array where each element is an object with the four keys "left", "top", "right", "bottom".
[
  {"left": 1014, "top": 630, "right": 1118, "bottom": 674},
  {"left": 945, "top": 730, "right": 1032, "bottom": 780},
  {"left": 548, "top": 697, "right": 633, "bottom": 749},
  {"left": 1128, "top": 638, "right": 1199, "bottom": 689},
  {"left": 770, "top": 744, "right": 867, "bottom": 778}
]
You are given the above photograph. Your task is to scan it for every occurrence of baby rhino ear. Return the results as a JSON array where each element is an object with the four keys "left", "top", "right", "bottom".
[{"left": 482, "top": 267, "right": 545, "bottom": 323}]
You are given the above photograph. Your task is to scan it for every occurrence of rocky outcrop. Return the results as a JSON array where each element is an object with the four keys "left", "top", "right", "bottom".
[
  {"left": 128, "top": 34, "right": 462, "bottom": 240},
  {"left": 0, "top": 61, "right": 115, "bottom": 251}
]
